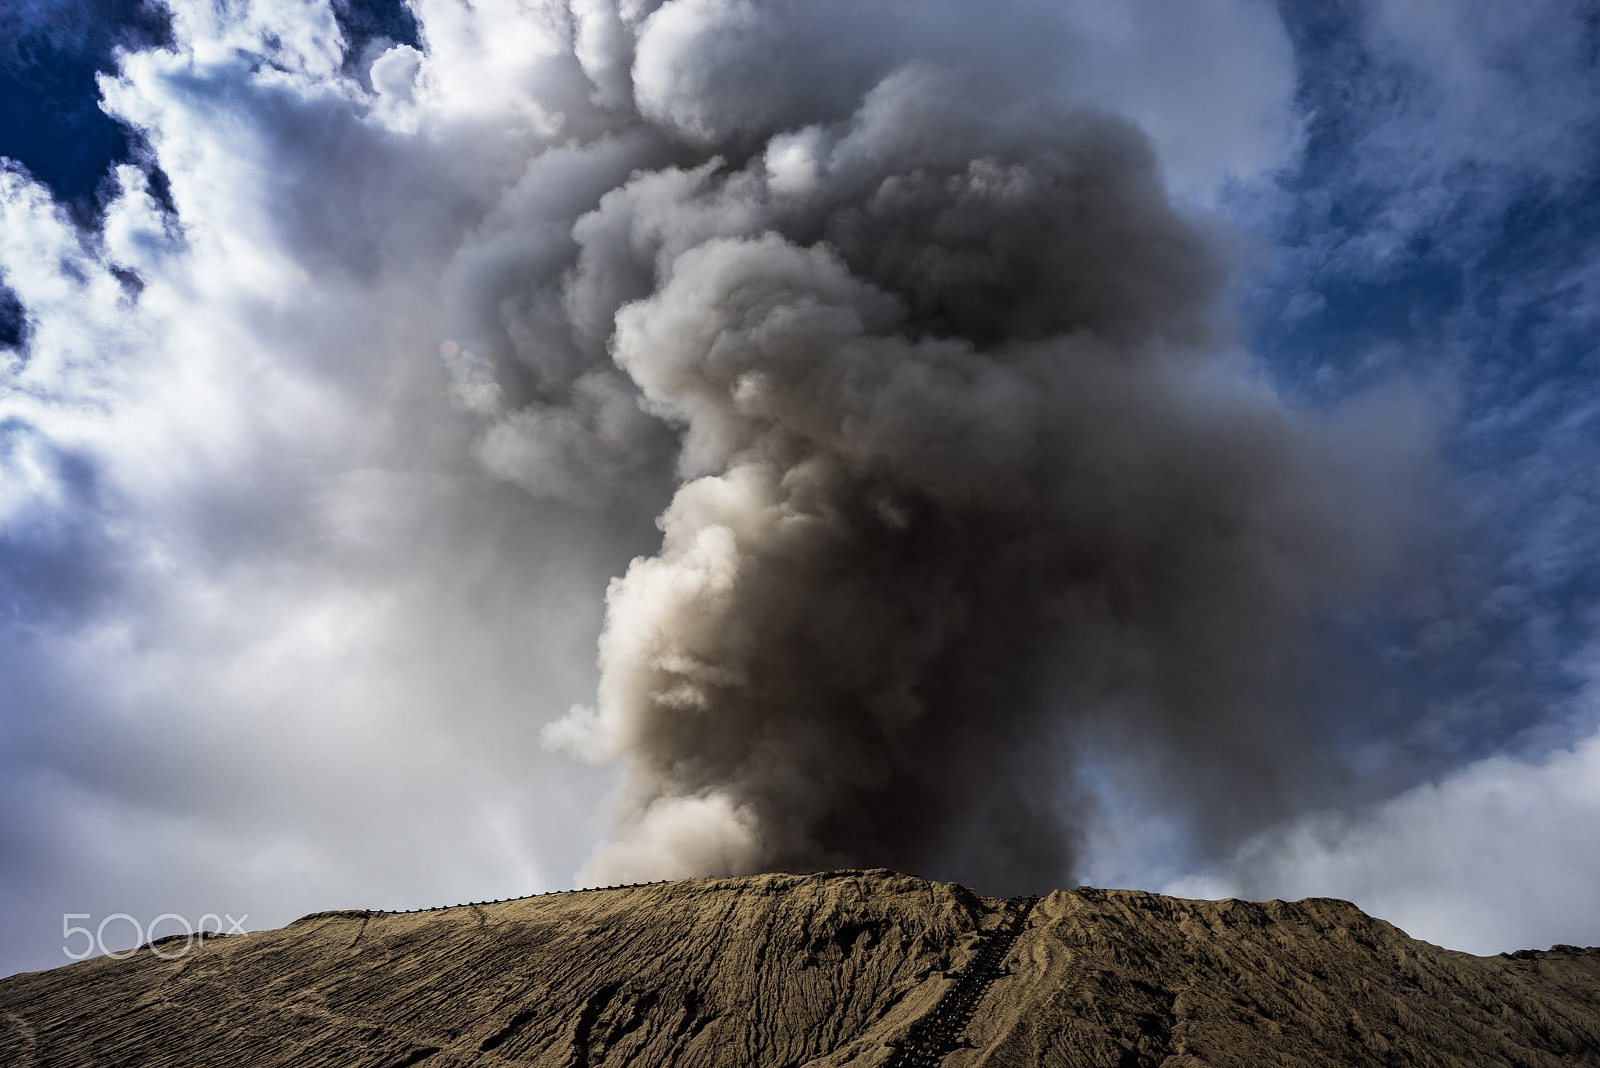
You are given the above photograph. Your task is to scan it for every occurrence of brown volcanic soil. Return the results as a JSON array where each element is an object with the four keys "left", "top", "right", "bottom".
[{"left": 1, "top": 869, "right": 1597, "bottom": 1067}]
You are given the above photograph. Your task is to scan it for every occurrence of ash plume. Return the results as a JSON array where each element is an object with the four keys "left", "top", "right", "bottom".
[{"left": 541, "top": 58, "right": 1428, "bottom": 890}]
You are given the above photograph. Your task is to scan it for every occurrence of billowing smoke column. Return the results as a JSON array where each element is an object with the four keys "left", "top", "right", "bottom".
[{"left": 541, "top": 58, "right": 1421, "bottom": 889}]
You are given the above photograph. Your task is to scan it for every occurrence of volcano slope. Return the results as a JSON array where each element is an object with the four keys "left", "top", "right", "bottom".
[{"left": 1, "top": 870, "right": 1597, "bottom": 1067}]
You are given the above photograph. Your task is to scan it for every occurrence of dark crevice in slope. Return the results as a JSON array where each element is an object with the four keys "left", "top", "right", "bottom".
[
  {"left": 593, "top": 988, "right": 660, "bottom": 1060},
  {"left": 569, "top": 981, "right": 622, "bottom": 1068},
  {"left": 479, "top": 1007, "right": 538, "bottom": 1053},
  {"left": 664, "top": 987, "right": 713, "bottom": 1064},
  {"left": 347, "top": 913, "right": 372, "bottom": 949}
]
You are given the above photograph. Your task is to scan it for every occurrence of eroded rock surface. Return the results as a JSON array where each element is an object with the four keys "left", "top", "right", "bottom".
[{"left": 1, "top": 870, "right": 1596, "bottom": 1066}]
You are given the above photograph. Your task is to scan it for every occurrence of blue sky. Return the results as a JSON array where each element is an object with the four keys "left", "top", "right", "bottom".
[
  {"left": 1262, "top": 0, "right": 1600, "bottom": 759},
  {"left": 2, "top": 0, "right": 1598, "bottom": 977}
]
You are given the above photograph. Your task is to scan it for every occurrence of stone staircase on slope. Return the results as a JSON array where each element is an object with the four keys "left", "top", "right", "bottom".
[{"left": 884, "top": 895, "right": 1038, "bottom": 1067}]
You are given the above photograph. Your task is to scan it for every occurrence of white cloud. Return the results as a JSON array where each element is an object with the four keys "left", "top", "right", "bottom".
[
  {"left": 0, "top": 0, "right": 667, "bottom": 975},
  {"left": 1160, "top": 721, "right": 1600, "bottom": 955},
  {"left": 1366, "top": 0, "right": 1600, "bottom": 182}
]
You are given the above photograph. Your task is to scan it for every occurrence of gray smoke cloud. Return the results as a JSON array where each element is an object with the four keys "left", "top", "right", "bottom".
[{"left": 533, "top": 59, "right": 1431, "bottom": 890}]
